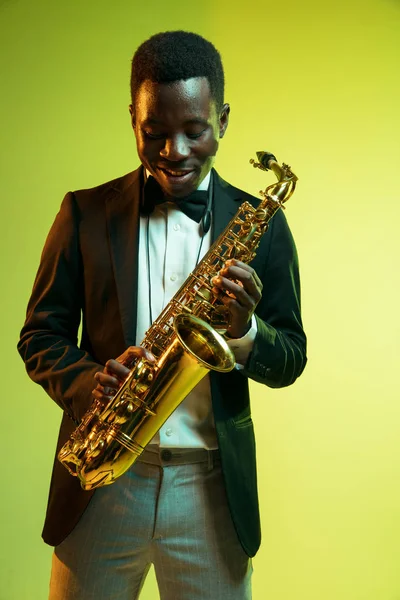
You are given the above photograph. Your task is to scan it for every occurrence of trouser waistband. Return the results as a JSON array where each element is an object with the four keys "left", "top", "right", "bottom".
[{"left": 137, "top": 445, "right": 220, "bottom": 468}]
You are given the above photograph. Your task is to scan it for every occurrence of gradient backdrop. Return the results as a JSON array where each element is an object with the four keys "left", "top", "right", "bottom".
[{"left": 1, "top": 0, "right": 399, "bottom": 598}]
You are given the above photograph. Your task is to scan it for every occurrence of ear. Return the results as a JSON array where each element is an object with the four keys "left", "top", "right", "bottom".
[
  {"left": 128, "top": 104, "right": 136, "bottom": 129},
  {"left": 219, "top": 103, "right": 230, "bottom": 138}
]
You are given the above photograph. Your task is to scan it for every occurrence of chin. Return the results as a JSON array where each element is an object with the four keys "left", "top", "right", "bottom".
[{"left": 157, "top": 170, "right": 201, "bottom": 198}]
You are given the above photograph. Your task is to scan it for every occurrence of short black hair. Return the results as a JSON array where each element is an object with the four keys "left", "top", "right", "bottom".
[{"left": 130, "top": 31, "right": 225, "bottom": 112}]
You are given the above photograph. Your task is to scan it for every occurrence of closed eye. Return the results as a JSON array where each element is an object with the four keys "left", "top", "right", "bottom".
[
  {"left": 143, "top": 130, "right": 165, "bottom": 140},
  {"left": 186, "top": 130, "right": 206, "bottom": 139},
  {"left": 142, "top": 129, "right": 206, "bottom": 141}
]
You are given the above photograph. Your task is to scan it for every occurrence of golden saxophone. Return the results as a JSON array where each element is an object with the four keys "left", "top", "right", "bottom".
[{"left": 58, "top": 152, "right": 297, "bottom": 490}]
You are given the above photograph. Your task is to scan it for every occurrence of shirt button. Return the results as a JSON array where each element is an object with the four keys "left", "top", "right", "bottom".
[
  {"left": 173, "top": 223, "right": 180, "bottom": 231},
  {"left": 170, "top": 273, "right": 177, "bottom": 281},
  {"left": 161, "top": 449, "right": 172, "bottom": 461},
  {"left": 165, "top": 428, "right": 173, "bottom": 437}
]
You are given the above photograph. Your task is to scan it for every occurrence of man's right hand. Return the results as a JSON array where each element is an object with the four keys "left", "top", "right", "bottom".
[{"left": 92, "top": 346, "right": 156, "bottom": 404}]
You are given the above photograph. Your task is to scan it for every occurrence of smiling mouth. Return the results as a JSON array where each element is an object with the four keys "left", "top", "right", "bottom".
[{"left": 158, "top": 167, "right": 194, "bottom": 178}]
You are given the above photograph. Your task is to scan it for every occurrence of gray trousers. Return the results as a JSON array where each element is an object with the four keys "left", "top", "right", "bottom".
[{"left": 49, "top": 446, "right": 252, "bottom": 599}]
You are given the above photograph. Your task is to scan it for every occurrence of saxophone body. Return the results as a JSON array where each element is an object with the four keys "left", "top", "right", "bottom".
[{"left": 58, "top": 153, "right": 297, "bottom": 490}]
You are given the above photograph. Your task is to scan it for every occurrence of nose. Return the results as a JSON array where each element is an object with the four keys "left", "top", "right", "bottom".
[{"left": 159, "top": 134, "right": 190, "bottom": 161}]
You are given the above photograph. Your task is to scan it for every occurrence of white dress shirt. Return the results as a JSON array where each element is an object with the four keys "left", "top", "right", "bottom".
[{"left": 135, "top": 172, "right": 257, "bottom": 449}]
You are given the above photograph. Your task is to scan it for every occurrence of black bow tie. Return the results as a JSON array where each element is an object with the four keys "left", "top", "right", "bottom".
[{"left": 142, "top": 175, "right": 209, "bottom": 223}]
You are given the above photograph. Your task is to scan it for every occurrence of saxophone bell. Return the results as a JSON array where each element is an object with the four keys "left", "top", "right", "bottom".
[{"left": 60, "top": 314, "right": 235, "bottom": 490}]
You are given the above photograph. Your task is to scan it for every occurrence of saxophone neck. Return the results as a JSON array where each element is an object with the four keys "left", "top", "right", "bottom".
[{"left": 250, "top": 152, "right": 298, "bottom": 208}]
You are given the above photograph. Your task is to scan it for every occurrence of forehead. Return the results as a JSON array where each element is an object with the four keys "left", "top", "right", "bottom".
[{"left": 134, "top": 77, "right": 216, "bottom": 122}]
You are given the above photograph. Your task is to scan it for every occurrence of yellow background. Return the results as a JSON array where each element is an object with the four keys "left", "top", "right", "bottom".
[{"left": 1, "top": 0, "right": 399, "bottom": 598}]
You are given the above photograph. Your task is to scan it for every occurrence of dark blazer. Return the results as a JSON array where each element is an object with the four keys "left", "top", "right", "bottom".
[{"left": 18, "top": 166, "right": 307, "bottom": 557}]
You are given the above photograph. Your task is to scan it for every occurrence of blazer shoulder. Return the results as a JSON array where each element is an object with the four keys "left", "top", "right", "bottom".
[{"left": 70, "top": 167, "right": 142, "bottom": 210}]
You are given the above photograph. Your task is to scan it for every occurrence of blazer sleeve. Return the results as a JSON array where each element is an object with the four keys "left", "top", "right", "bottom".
[
  {"left": 17, "top": 192, "right": 103, "bottom": 424},
  {"left": 242, "top": 209, "right": 307, "bottom": 388}
]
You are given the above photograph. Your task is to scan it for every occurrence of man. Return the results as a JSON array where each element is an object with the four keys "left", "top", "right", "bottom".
[{"left": 18, "top": 31, "right": 306, "bottom": 599}]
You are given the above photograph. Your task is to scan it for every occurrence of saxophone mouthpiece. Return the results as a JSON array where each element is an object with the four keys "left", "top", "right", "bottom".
[{"left": 256, "top": 152, "right": 277, "bottom": 170}]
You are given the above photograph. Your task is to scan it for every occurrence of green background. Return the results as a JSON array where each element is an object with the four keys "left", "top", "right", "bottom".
[{"left": 1, "top": 0, "right": 399, "bottom": 598}]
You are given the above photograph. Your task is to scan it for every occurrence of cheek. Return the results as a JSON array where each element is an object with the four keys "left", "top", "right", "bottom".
[
  {"left": 200, "top": 136, "right": 219, "bottom": 159},
  {"left": 136, "top": 138, "right": 155, "bottom": 163}
]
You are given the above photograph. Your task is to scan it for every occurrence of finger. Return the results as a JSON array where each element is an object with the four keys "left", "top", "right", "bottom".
[
  {"left": 92, "top": 387, "right": 115, "bottom": 405},
  {"left": 224, "top": 259, "right": 255, "bottom": 272},
  {"left": 220, "top": 259, "right": 263, "bottom": 289},
  {"left": 223, "top": 260, "right": 263, "bottom": 290},
  {"left": 220, "top": 265, "right": 262, "bottom": 298},
  {"left": 213, "top": 290, "right": 248, "bottom": 315},
  {"left": 94, "top": 371, "right": 120, "bottom": 389},
  {"left": 93, "top": 384, "right": 115, "bottom": 396},
  {"left": 116, "top": 346, "right": 156, "bottom": 368},
  {"left": 212, "top": 292, "right": 251, "bottom": 338},
  {"left": 105, "top": 359, "right": 132, "bottom": 380},
  {"left": 212, "top": 276, "right": 257, "bottom": 309}
]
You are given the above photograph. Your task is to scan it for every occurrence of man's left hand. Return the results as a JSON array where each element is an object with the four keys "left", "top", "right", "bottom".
[{"left": 211, "top": 259, "right": 262, "bottom": 338}]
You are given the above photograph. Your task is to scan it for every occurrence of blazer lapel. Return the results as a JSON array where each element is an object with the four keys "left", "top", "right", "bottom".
[
  {"left": 106, "top": 166, "right": 143, "bottom": 347},
  {"left": 211, "top": 169, "right": 246, "bottom": 242}
]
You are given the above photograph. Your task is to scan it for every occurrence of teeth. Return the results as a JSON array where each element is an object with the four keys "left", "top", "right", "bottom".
[{"left": 162, "top": 169, "right": 189, "bottom": 177}]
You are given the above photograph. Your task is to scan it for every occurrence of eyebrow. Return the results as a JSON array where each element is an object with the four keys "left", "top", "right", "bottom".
[
  {"left": 143, "top": 118, "right": 209, "bottom": 127},
  {"left": 184, "top": 118, "right": 209, "bottom": 126}
]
